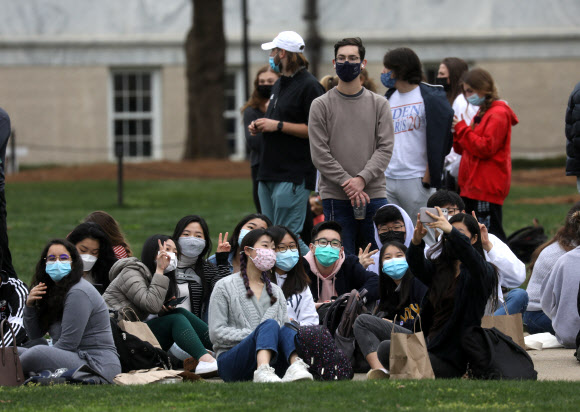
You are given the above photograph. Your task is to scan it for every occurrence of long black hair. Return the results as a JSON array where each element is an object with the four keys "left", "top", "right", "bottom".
[
  {"left": 426, "top": 213, "right": 498, "bottom": 310},
  {"left": 30, "top": 239, "right": 84, "bottom": 332},
  {"left": 239, "top": 228, "right": 277, "bottom": 305},
  {"left": 269, "top": 225, "right": 310, "bottom": 299},
  {"left": 171, "top": 215, "right": 211, "bottom": 300},
  {"left": 140, "top": 234, "right": 181, "bottom": 302},
  {"left": 67, "top": 222, "right": 117, "bottom": 293},
  {"left": 229, "top": 213, "right": 272, "bottom": 255},
  {"left": 377, "top": 241, "right": 415, "bottom": 316}
]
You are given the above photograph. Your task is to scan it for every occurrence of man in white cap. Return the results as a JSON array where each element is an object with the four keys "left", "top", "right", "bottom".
[{"left": 249, "top": 31, "right": 325, "bottom": 255}]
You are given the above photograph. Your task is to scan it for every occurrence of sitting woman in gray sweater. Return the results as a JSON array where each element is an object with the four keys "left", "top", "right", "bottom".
[
  {"left": 208, "top": 228, "right": 313, "bottom": 383},
  {"left": 20, "top": 239, "right": 121, "bottom": 383}
]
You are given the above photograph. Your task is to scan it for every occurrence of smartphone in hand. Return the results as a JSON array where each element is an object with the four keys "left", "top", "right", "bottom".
[
  {"left": 165, "top": 296, "right": 187, "bottom": 307},
  {"left": 419, "top": 207, "right": 448, "bottom": 223}
]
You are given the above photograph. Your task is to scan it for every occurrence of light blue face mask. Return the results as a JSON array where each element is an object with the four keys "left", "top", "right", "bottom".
[
  {"left": 382, "top": 257, "right": 408, "bottom": 280},
  {"left": 275, "top": 249, "right": 300, "bottom": 272},
  {"left": 46, "top": 261, "right": 72, "bottom": 282},
  {"left": 269, "top": 55, "right": 281, "bottom": 73},
  {"left": 315, "top": 245, "right": 340, "bottom": 267},
  {"left": 238, "top": 228, "right": 250, "bottom": 245},
  {"left": 467, "top": 94, "right": 485, "bottom": 106}
]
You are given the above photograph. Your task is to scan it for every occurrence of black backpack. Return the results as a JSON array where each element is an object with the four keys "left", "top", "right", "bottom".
[
  {"left": 109, "top": 318, "right": 171, "bottom": 373},
  {"left": 462, "top": 326, "right": 537, "bottom": 380},
  {"left": 507, "top": 225, "right": 547, "bottom": 264}
]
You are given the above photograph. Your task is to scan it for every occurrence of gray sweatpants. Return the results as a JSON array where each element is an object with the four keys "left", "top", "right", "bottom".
[
  {"left": 18, "top": 346, "right": 120, "bottom": 382},
  {"left": 353, "top": 314, "right": 411, "bottom": 357},
  {"left": 385, "top": 177, "right": 437, "bottom": 245}
]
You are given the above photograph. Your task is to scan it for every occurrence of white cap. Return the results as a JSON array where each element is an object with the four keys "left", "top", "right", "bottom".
[{"left": 261, "top": 31, "right": 305, "bottom": 53}]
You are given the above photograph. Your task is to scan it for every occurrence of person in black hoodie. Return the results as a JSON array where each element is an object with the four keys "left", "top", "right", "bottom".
[
  {"left": 376, "top": 209, "right": 497, "bottom": 378},
  {"left": 302, "top": 221, "right": 378, "bottom": 307},
  {"left": 565, "top": 81, "right": 580, "bottom": 193},
  {"left": 0, "top": 107, "right": 17, "bottom": 280},
  {"left": 353, "top": 240, "right": 427, "bottom": 379}
]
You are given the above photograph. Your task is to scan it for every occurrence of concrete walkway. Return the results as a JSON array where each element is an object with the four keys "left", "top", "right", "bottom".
[{"left": 205, "top": 348, "right": 580, "bottom": 382}]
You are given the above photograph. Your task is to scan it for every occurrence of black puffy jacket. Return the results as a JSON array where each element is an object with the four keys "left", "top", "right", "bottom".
[{"left": 565, "top": 82, "right": 580, "bottom": 176}]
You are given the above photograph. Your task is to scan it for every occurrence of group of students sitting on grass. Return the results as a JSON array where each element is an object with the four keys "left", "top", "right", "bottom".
[{"left": 3, "top": 189, "right": 580, "bottom": 383}]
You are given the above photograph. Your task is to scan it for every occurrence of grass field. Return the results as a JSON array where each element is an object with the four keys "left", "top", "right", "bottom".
[
  {"left": 2, "top": 379, "right": 580, "bottom": 411},
  {"left": 6, "top": 178, "right": 578, "bottom": 285},
  {"left": 3, "top": 177, "right": 580, "bottom": 410}
]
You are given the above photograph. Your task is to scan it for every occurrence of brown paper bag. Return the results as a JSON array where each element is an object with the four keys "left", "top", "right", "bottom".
[
  {"left": 481, "top": 312, "right": 525, "bottom": 349},
  {"left": 117, "top": 307, "right": 162, "bottom": 349},
  {"left": 389, "top": 315, "right": 435, "bottom": 380},
  {"left": 113, "top": 368, "right": 183, "bottom": 385}
]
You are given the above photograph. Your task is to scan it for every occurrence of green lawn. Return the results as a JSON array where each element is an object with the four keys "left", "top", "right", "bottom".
[
  {"left": 5, "top": 178, "right": 578, "bottom": 285},
  {"left": 1, "top": 380, "right": 580, "bottom": 411}
]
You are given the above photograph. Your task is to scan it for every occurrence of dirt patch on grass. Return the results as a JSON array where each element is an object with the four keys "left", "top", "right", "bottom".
[
  {"left": 511, "top": 168, "right": 575, "bottom": 187},
  {"left": 7, "top": 160, "right": 252, "bottom": 183}
]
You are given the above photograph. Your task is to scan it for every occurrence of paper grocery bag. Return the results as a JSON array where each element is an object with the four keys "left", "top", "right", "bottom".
[
  {"left": 481, "top": 307, "right": 525, "bottom": 349},
  {"left": 389, "top": 315, "right": 435, "bottom": 380},
  {"left": 117, "top": 307, "right": 162, "bottom": 349}
]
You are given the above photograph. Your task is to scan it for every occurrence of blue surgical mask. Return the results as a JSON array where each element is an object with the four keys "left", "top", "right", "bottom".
[
  {"left": 275, "top": 249, "right": 300, "bottom": 272},
  {"left": 46, "top": 261, "right": 72, "bottom": 282},
  {"left": 382, "top": 257, "right": 408, "bottom": 280},
  {"left": 381, "top": 71, "right": 396, "bottom": 89},
  {"left": 238, "top": 228, "right": 250, "bottom": 245},
  {"left": 467, "top": 94, "right": 485, "bottom": 106},
  {"left": 315, "top": 245, "right": 340, "bottom": 267},
  {"left": 335, "top": 61, "right": 361, "bottom": 83},
  {"left": 269, "top": 55, "right": 281, "bottom": 73}
]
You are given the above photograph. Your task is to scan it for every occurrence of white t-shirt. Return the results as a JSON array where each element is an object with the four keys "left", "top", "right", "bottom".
[{"left": 385, "top": 86, "right": 427, "bottom": 179}]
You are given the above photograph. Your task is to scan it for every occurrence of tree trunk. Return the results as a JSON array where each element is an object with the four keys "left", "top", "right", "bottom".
[{"left": 184, "top": 0, "right": 227, "bottom": 159}]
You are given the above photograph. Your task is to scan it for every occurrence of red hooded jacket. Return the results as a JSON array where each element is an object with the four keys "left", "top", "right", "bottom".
[{"left": 453, "top": 100, "right": 518, "bottom": 205}]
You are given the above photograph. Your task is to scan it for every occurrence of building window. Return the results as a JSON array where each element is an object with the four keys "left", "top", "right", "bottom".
[
  {"left": 110, "top": 69, "right": 160, "bottom": 159},
  {"left": 223, "top": 70, "right": 245, "bottom": 160}
]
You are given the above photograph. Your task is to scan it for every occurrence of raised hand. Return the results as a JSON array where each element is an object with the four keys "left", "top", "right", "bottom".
[
  {"left": 156, "top": 239, "right": 170, "bottom": 274},
  {"left": 358, "top": 243, "right": 378, "bottom": 269},
  {"left": 217, "top": 232, "right": 231, "bottom": 253},
  {"left": 472, "top": 211, "right": 492, "bottom": 251},
  {"left": 424, "top": 207, "right": 453, "bottom": 234},
  {"left": 26, "top": 282, "right": 47, "bottom": 307},
  {"left": 412, "top": 213, "right": 428, "bottom": 245}
]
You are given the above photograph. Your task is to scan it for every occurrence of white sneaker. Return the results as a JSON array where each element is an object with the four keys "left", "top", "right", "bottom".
[
  {"left": 195, "top": 360, "right": 218, "bottom": 377},
  {"left": 366, "top": 368, "right": 390, "bottom": 380},
  {"left": 282, "top": 358, "right": 314, "bottom": 382},
  {"left": 253, "top": 364, "right": 282, "bottom": 383}
]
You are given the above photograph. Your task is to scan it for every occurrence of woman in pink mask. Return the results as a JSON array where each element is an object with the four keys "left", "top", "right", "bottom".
[{"left": 208, "top": 228, "right": 313, "bottom": 383}]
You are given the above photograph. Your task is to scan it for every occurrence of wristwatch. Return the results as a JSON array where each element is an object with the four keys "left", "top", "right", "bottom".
[
  {"left": 277, "top": 121, "right": 284, "bottom": 132},
  {"left": 421, "top": 180, "right": 431, "bottom": 189}
]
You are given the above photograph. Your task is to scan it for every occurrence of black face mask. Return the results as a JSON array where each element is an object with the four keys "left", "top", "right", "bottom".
[
  {"left": 256, "top": 85, "right": 273, "bottom": 99},
  {"left": 435, "top": 77, "right": 451, "bottom": 92},
  {"left": 379, "top": 231, "right": 405, "bottom": 245}
]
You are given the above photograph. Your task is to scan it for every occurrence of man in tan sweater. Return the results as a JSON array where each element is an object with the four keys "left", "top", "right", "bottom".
[{"left": 309, "top": 37, "right": 394, "bottom": 256}]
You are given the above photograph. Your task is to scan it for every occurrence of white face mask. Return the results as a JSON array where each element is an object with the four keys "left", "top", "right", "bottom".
[
  {"left": 80, "top": 254, "right": 98, "bottom": 272},
  {"left": 178, "top": 236, "right": 206, "bottom": 258},
  {"left": 159, "top": 251, "right": 178, "bottom": 274}
]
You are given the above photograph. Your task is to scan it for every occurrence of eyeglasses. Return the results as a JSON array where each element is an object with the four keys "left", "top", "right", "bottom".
[
  {"left": 380, "top": 224, "right": 404, "bottom": 232},
  {"left": 314, "top": 238, "right": 342, "bottom": 249},
  {"left": 276, "top": 244, "right": 298, "bottom": 253},
  {"left": 45, "top": 254, "right": 72, "bottom": 262}
]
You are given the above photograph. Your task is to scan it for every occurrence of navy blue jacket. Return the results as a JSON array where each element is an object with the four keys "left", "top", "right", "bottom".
[
  {"left": 386, "top": 83, "right": 454, "bottom": 189},
  {"left": 407, "top": 228, "right": 495, "bottom": 374},
  {"left": 303, "top": 254, "right": 379, "bottom": 303},
  {"left": 376, "top": 276, "right": 428, "bottom": 331},
  {"left": 565, "top": 82, "right": 580, "bottom": 176}
]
